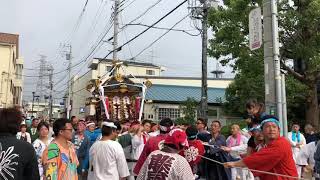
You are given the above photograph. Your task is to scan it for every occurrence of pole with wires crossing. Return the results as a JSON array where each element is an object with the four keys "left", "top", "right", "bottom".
[
  {"left": 113, "top": 0, "right": 120, "bottom": 62},
  {"left": 188, "top": 0, "right": 218, "bottom": 120},
  {"left": 63, "top": 44, "right": 72, "bottom": 119}
]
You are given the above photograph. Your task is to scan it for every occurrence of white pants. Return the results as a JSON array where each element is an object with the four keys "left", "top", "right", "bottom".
[
  {"left": 231, "top": 168, "right": 254, "bottom": 180},
  {"left": 296, "top": 165, "right": 302, "bottom": 178},
  {"left": 231, "top": 168, "right": 246, "bottom": 180},
  {"left": 127, "top": 162, "right": 136, "bottom": 180}
]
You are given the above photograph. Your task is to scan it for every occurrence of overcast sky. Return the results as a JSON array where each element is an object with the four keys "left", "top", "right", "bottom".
[{"left": 0, "top": 0, "right": 233, "bottom": 103}]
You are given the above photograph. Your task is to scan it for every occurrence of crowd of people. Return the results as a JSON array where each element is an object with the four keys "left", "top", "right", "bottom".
[{"left": 0, "top": 99, "right": 320, "bottom": 180}]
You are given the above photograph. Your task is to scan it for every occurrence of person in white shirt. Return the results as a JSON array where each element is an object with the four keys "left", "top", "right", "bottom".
[
  {"left": 221, "top": 124, "right": 249, "bottom": 180},
  {"left": 287, "top": 123, "right": 306, "bottom": 178},
  {"left": 88, "top": 121, "right": 129, "bottom": 180},
  {"left": 131, "top": 120, "right": 152, "bottom": 161},
  {"left": 47, "top": 119, "right": 54, "bottom": 138},
  {"left": 16, "top": 122, "right": 31, "bottom": 143},
  {"left": 33, "top": 121, "right": 54, "bottom": 179},
  {"left": 296, "top": 140, "right": 318, "bottom": 178},
  {"left": 148, "top": 122, "right": 159, "bottom": 137}
]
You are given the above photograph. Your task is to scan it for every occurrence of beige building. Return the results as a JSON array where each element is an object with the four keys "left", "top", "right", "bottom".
[
  {"left": 0, "top": 33, "right": 23, "bottom": 108},
  {"left": 24, "top": 102, "right": 63, "bottom": 119},
  {"left": 70, "top": 58, "right": 164, "bottom": 118},
  {"left": 69, "top": 58, "right": 234, "bottom": 125}
]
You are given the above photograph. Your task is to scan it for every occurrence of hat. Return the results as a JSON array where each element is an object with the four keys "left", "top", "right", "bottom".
[
  {"left": 86, "top": 121, "right": 95, "bottom": 127},
  {"left": 164, "top": 128, "right": 188, "bottom": 150},
  {"left": 101, "top": 121, "right": 117, "bottom": 129}
]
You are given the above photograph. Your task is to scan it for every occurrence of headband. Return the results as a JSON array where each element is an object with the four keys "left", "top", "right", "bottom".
[
  {"left": 86, "top": 122, "right": 95, "bottom": 127},
  {"left": 249, "top": 125, "right": 261, "bottom": 132},
  {"left": 102, "top": 121, "right": 117, "bottom": 129},
  {"left": 159, "top": 125, "right": 174, "bottom": 132},
  {"left": 260, "top": 118, "right": 280, "bottom": 129}
]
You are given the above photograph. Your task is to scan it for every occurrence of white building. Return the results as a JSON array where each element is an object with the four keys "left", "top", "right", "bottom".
[
  {"left": 70, "top": 58, "right": 165, "bottom": 118},
  {"left": 70, "top": 58, "right": 234, "bottom": 125},
  {"left": 24, "top": 102, "right": 63, "bottom": 119}
]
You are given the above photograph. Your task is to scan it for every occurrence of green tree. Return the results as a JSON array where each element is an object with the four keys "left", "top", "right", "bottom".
[
  {"left": 176, "top": 97, "right": 198, "bottom": 125},
  {"left": 207, "top": 0, "right": 320, "bottom": 127}
]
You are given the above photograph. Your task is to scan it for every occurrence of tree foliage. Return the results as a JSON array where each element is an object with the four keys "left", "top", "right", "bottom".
[
  {"left": 207, "top": 0, "right": 320, "bottom": 127},
  {"left": 175, "top": 97, "right": 198, "bottom": 125}
]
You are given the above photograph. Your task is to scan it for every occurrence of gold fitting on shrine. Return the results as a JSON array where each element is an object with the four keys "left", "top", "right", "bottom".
[{"left": 119, "top": 84, "right": 128, "bottom": 93}]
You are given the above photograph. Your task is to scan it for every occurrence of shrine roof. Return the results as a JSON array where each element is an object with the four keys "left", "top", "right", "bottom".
[{"left": 145, "top": 84, "right": 225, "bottom": 104}]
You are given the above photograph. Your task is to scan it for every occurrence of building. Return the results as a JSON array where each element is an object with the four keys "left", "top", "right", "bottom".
[
  {"left": 70, "top": 58, "right": 165, "bottom": 118},
  {"left": 0, "top": 33, "right": 24, "bottom": 108},
  {"left": 70, "top": 58, "right": 234, "bottom": 125},
  {"left": 24, "top": 102, "right": 63, "bottom": 119}
]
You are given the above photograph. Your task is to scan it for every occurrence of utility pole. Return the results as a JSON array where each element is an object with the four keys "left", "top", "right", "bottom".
[
  {"left": 263, "top": 0, "right": 283, "bottom": 126},
  {"left": 32, "top": 92, "right": 35, "bottom": 117},
  {"left": 188, "top": 0, "right": 210, "bottom": 120},
  {"left": 200, "top": 0, "right": 208, "bottom": 120},
  {"left": 113, "top": 0, "right": 120, "bottom": 62},
  {"left": 32, "top": 92, "right": 39, "bottom": 117},
  {"left": 64, "top": 44, "right": 72, "bottom": 119},
  {"left": 281, "top": 72, "right": 288, "bottom": 137},
  {"left": 48, "top": 66, "right": 53, "bottom": 120}
]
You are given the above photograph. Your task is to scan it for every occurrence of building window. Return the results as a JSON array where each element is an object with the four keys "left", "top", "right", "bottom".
[
  {"left": 106, "top": 66, "right": 112, "bottom": 72},
  {"left": 208, "top": 109, "right": 217, "bottom": 117},
  {"left": 158, "top": 108, "right": 180, "bottom": 120},
  {"left": 146, "top": 69, "right": 155, "bottom": 75},
  {"left": 148, "top": 114, "right": 154, "bottom": 119}
]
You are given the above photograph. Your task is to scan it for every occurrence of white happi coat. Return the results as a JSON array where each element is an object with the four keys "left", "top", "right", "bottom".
[
  {"left": 296, "top": 141, "right": 317, "bottom": 168},
  {"left": 287, "top": 132, "right": 306, "bottom": 163}
]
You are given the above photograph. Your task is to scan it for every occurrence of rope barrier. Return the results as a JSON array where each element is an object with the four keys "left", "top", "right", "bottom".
[{"left": 198, "top": 155, "right": 305, "bottom": 180}]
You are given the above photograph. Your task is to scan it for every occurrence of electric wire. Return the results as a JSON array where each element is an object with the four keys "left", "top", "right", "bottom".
[
  {"left": 125, "top": 23, "right": 201, "bottom": 36},
  {"left": 126, "top": 13, "right": 191, "bottom": 60},
  {"left": 102, "top": 0, "right": 188, "bottom": 59}
]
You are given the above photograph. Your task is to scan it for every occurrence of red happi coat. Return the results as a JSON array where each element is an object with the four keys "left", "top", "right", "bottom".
[
  {"left": 133, "top": 134, "right": 167, "bottom": 175},
  {"left": 243, "top": 137, "right": 298, "bottom": 180},
  {"left": 179, "top": 139, "right": 205, "bottom": 172}
]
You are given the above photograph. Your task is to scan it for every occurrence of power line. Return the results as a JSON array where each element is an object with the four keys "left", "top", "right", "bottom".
[
  {"left": 16, "top": 60, "right": 85, "bottom": 77},
  {"left": 54, "top": 68, "right": 91, "bottom": 94},
  {"left": 41, "top": 0, "right": 90, "bottom": 75},
  {"left": 128, "top": 13, "right": 191, "bottom": 60},
  {"left": 53, "top": 20, "right": 114, "bottom": 89},
  {"left": 125, "top": 23, "right": 201, "bottom": 36},
  {"left": 67, "top": 0, "right": 90, "bottom": 43},
  {"left": 50, "top": 1, "right": 108, "bottom": 93},
  {"left": 124, "top": 0, "right": 163, "bottom": 25},
  {"left": 23, "top": 19, "right": 112, "bottom": 80},
  {"left": 107, "top": 0, "right": 163, "bottom": 43},
  {"left": 76, "top": 0, "right": 108, "bottom": 52},
  {"left": 52, "top": 1, "right": 115, "bottom": 98},
  {"left": 120, "top": 14, "right": 134, "bottom": 58},
  {"left": 121, "top": 0, "right": 139, "bottom": 10},
  {"left": 102, "top": 0, "right": 188, "bottom": 59}
]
